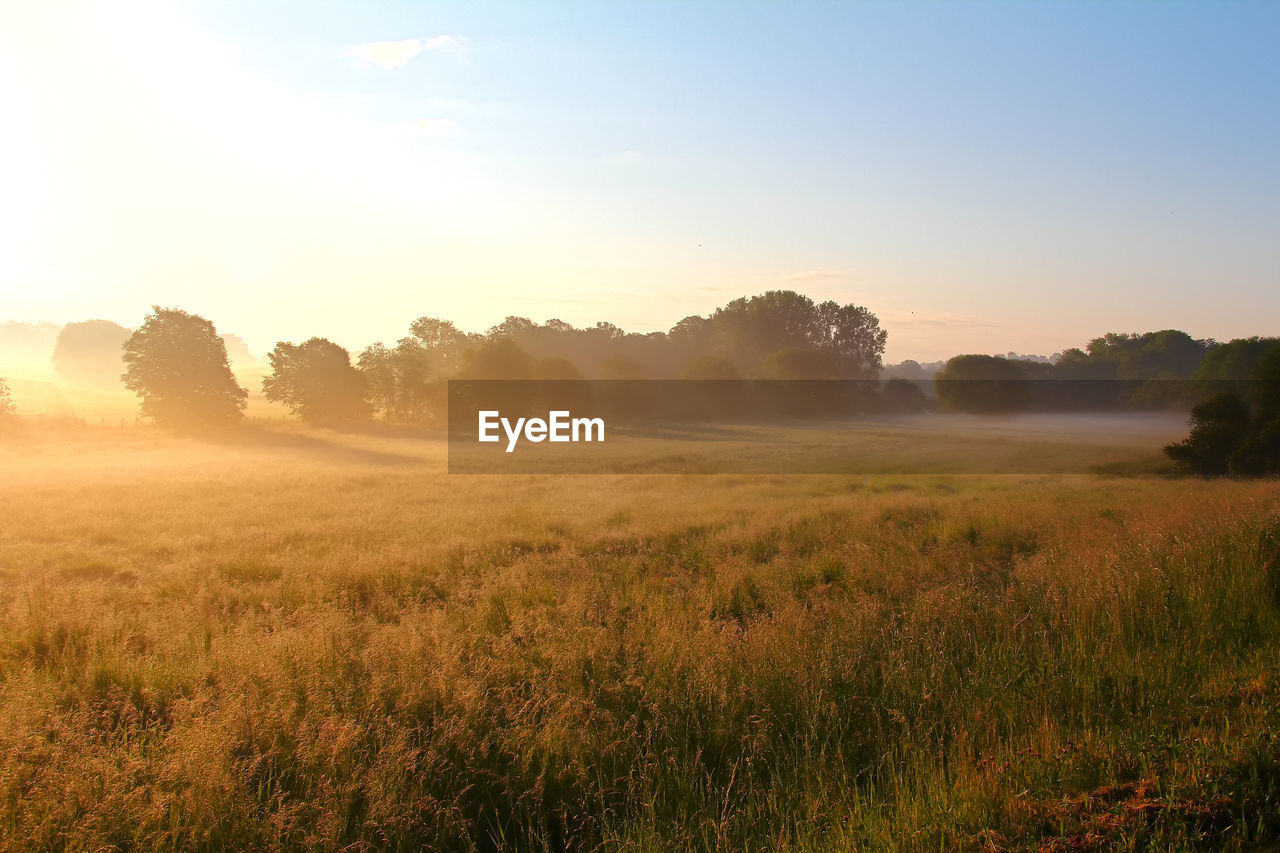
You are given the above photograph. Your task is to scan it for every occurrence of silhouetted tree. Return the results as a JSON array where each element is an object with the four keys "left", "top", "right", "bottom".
[
  {"left": 1165, "top": 348, "right": 1280, "bottom": 475},
  {"left": 878, "top": 377, "right": 931, "bottom": 413},
  {"left": 936, "top": 355, "right": 1030, "bottom": 413},
  {"left": 356, "top": 342, "right": 399, "bottom": 416},
  {"left": 487, "top": 316, "right": 537, "bottom": 338},
  {"left": 812, "top": 300, "right": 887, "bottom": 377},
  {"left": 359, "top": 339, "right": 437, "bottom": 421},
  {"left": 599, "top": 354, "right": 646, "bottom": 379},
  {"left": 122, "top": 308, "right": 247, "bottom": 427},
  {"left": 1057, "top": 330, "right": 1210, "bottom": 380},
  {"left": 532, "top": 357, "right": 585, "bottom": 380},
  {"left": 758, "top": 347, "right": 840, "bottom": 379},
  {"left": 456, "top": 338, "right": 532, "bottom": 380},
  {"left": 220, "top": 333, "right": 258, "bottom": 366},
  {"left": 52, "top": 319, "right": 131, "bottom": 387},
  {"left": 407, "top": 316, "right": 471, "bottom": 374},
  {"left": 263, "top": 338, "right": 371, "bottom": 424},
  {"left": 1164, "top": 391, "right": 1254, "bottom": 475},
  {"left": 710, "top": 291, "right": 886, "bottom": 377},
  {"left": 1188, "top": 338, "right": 1280, "bottom": 406},
  {"left": 355, "top": 316, "right": 474, "bottom": 422}
]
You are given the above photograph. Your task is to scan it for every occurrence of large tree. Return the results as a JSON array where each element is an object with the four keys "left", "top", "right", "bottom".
[
  {"left": 52, "top": 319, "right": 132, "bottom": 387},
  {"left": 263, "top": 338, "right": 371, "bottom": 424},
  {"left": 709, "top": 290, "right": 886, "bottom": 378},
  {"left": 935, "top": 354, "right": 1030, "bottom": 413},
  {"left": 122, "top": 307, "right": 247, "bottom": 426}
]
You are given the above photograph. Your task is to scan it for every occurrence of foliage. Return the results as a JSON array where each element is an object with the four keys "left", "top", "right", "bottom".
[
  {"left": 1057, "top": 329, "right": 1212, "bottom": 380},
  {"left": 51, "top": 319, "right": 132, "bottom": 388},
  {"left": 1166, "top": 350, "right": 1280, "bottom": 475},
  {"left": 121, "top": 307, "right": 247, "bottom": 427},
  {"left": 935, "top": 354, "right": 1031, "bottom": 413},
  {"left": 1164, "top": 391, "right": 1256, "bottom": 475},
  {"left": 456, "top": 337, "right": 533, "bottom": 380},
  {"left": 1193, "top": 337, "right": 1280, "bottom": 382},
  {"left": 681, "top": 355, "right": 740, "bottom": 380},
  {"left": 262, "top": 337, "right": 371, "bottom": 424},
  {"left": 758, "top": 347, "right": 840, "bottom": 379},
  {"left": 356, "top": 317, "right": 472, "bottom": 422},
  {"left": 878, "top": 377, "right": 931, "bottom": 413},
  {"left": 599, "top": 354, "right": 646, "bottom": 379},
  {"left": 532, "top": 357, "right": 585, "bottom": 380},
  {"left": 219, "top": 333, "right": 257, "bottom": 366},
  {"left": 709, "top": 291, "right": 886, "bottom": 378}
]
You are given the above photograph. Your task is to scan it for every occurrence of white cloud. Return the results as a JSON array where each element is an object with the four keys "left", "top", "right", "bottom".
[
  {"left": 610, "top": 149, "right": 642, "bottom": 164},
  {"left": 340, "top": 35, "right": 467, "bottom": 70},
  {"left": 422, "top": 35, "right": 466, "bottom": 51},
  {"left": 409, "top": 118, "right": 460, "bottom": 138}
]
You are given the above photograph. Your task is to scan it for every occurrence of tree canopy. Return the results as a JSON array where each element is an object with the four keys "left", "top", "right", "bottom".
[
  {"left": 935, "top": 354, "right": 1031, "bottom": 413},
  {"left": 52, "top": 319, "right": 132, "bottom": 388},
  {"left": 122, "top": 307, "right": 247, "bottom": 427},
  {"left": 263, "top": 338, "right": 371, "bottom": 424},
  {"left": 1165, "top": 348, "right": 1280, "bottom": 476}
]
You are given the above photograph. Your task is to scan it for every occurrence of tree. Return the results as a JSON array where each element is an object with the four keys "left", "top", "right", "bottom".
[
  {"left": 758, "top": 347, "right": 839, "bottom": 379},
  {"left": 355, "top": 316, "right": 473, "bottom": 423},
  {"left": 812, "top": 300, "right": 887, "bottom": 377},
  {"left": 456, "top": 338, "right": 532, "bottom": 380},
  {"left": 1056, "top": 330, "right": 1211, "bottom": 380},
  {"left": 532, "top": 357, "right": 585, "bottom": 380},
  {"left": 935, "top": 355, "right": 1030, "bottom": 413},
  {"left": 1165, "top": 350, "right": 1280, "bottom": 476},
  {"left": 122, "top": 308, "right": 247, "bottom": 426},
  {"left": 1164, "top": 391, "right": 1253, "bottom": 475},
  {"left": 220, "top": 333, "right": 258, "bottom": 366},
  {"left": 599, "top": 354, "right": 646, "bottom": 379},
  {"left": 681, "top": 355, "right": 740, "bottom": 380},
  {"left": 709, "top": 291, "right": 886, "bottom": 378},
  {"left": 52, "top": 319, "right": 132, "bottom": 387},
  {"left": 407, "top": 316, "right": 470, "bottom": 374},
  {"left": 356, "top": 342, "right": 399, "bottom": 416},
  {"left": 263, "top": 338, "right": 371, "bottom": 424},
  {"left": 878, "top": 378, "right": 931, "bottom": 413}
]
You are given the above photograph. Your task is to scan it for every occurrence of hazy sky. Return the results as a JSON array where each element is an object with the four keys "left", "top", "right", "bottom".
[{"left": 1, "top": 1, "right": 1277, "bottom": 361}]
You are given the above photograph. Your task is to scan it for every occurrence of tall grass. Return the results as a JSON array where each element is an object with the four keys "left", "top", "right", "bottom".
[{"left": 1, "top": 428, "right": 1278, "bottom": 851}]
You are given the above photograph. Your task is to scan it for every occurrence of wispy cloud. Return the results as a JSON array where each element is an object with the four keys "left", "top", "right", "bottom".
[
  {"left": 409, "top": 118, "right": 460, "bottom": 138},
  {"left": 610, "top": 149, "right": 642, "bottom": 164},
  {"left": 340, "top": 35, "right": 468, "bottom": 70}
]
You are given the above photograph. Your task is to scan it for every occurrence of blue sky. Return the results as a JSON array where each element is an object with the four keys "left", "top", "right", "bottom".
[{"left": 1, "top": 0, "right": 1277, "bottom": 360}]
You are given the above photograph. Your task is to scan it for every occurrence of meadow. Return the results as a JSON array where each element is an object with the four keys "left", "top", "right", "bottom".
[{"left": 2, "top": 420, "right": 1279, "bottom": 851}]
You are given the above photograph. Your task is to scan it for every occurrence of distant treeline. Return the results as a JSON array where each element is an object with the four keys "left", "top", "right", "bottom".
[
  {"left": 931, "top": 331, "right": 1280, "bottom": 414},
  {"left": 355, "top": 291, "right": 887, "bottom": 422},
  {"left": 2, "top": 302, "right": 1278, "bottom": 434}
]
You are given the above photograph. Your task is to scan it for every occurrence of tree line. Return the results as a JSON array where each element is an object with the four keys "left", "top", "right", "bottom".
[
  {"left": 93, "top": 291, "right": 890, "bottom": 428},
  {"left": 3, "top": 304, "right": 1276, "bottom": 474}
]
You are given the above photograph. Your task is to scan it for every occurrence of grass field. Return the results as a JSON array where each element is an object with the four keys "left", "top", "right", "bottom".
[{"left": 2, "top": 420, "right": 1279, "bottom": 851}]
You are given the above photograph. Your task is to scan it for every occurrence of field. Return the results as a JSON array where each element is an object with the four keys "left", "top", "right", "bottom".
[{"left": 2, "top": 421, "right": 1279, "bottom": 851}]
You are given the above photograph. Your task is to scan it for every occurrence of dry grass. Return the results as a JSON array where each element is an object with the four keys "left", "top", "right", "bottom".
[{"left": 1, "top": 423, "right": 1278, "bottom": 851}]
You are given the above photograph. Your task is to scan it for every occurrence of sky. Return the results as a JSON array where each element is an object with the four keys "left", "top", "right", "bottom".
[{"left": 1, "top": 0, "right": 1277, "bottom": 362}]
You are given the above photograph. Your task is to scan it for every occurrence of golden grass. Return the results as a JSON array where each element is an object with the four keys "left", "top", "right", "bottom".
[{"left": 1, "top": 423, "right": 1278, "bottom": 851}]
